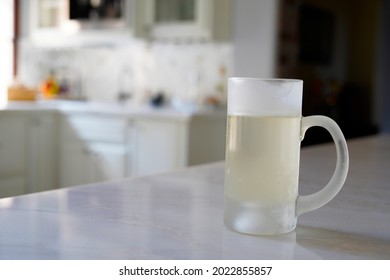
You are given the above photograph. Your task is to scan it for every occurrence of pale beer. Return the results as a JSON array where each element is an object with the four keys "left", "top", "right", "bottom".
[{"left": 224, "top": 116, "right": 301, "bottom": 234}]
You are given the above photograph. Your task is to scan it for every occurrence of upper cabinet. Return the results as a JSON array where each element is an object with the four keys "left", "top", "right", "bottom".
[
  {"left": 142, "top": 0, "right": 231, "bottom": 41},
  {"left": 27, "top": 0, "right": 230, "bottom": 46},
  {"left": 28, "top": 0, "right": 137, "bottom": 47}
]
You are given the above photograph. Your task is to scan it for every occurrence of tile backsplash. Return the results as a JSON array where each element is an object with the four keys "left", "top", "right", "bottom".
[{"left": 19, "top": 38, "right": 232, "bottom": 106}]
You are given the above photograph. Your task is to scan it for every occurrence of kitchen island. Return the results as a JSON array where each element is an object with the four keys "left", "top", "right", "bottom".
[{"left": 0, "top": 135, "right": 389, "bottom": 259}]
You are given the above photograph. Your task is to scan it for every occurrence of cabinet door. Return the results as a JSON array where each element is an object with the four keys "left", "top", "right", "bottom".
[
  {"left": 0, "top": 114, "right": 26, "bottom": 176},
  {"left": 187, "top": 115, "right": 226, "bottom": 165},
  {"left": 89, "top": 143, "right": 128, "bottom": 182},
  {"left": 29, "top": 0, "right": 138, "bottom": 47},
  {"left": 60, "top": 141, "right": 93, "bottom": 188},
  {"left": 60, "top": 141, "right": 128, "bottom": 187},
  {"left": 133, "top": 119, "right": 186, "bottom": 176},
  {"left": 59, "top": 113, "right": 129, "bottom": 187},
  {"left": 26, "top": 113, "right": 57, "bottom": 193},
  {"left": 143, "top": 0, "right": 230, "bottom": 41},
  {"left": 0, "top": 114, "right": 26, "bottom": 198}
]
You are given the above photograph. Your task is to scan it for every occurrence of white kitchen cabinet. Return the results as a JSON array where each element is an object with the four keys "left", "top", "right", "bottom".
[
  {"left": 0, "top": 111, "right": 57, "bottom": 198},
  {"left": 142, "top": 0, "right": 231, "bottom": 41},
  {"left": 89, "top": 142, "right": 128, "bottom": 182},
  {"left": 59, "top": 110, "right": 226, "bottom": 185},
  {"left": 0, "top": 114, "right": 26, "bottom": 177},
  {"left": 59, "top": 113, "right": 131, "bottom": 188},
  {"left": 27, "top": 0, "right": 141, "bottom": 47},
  {"left": 28, "top": 0, "right": 69, "bottom": 46},
  {"left": 60, "top": 141, "right": 128, "bottom": 187},
  {"left": 133, "top": 119, "right": 186, "bottom": 176},
  {"left": 60, "top": 141, "right": 90, "bottom": 187},
  {"left": 0, "top": 113, "right": 27, "bottom": 198},
  {"left": 1, "top": 105, "right": 226, "bottom": 196},
  {"left": 0, "top": 177, "right": 26, "bottom": 199},
  {"left": 187, "top": 114, "right": 226, "bottom": 165},
  {"left": 25, "top": 111, "right": 58, "bottom": 193},
  {"left": 132, "top": 114, "right": 226, "bottom": 176}
]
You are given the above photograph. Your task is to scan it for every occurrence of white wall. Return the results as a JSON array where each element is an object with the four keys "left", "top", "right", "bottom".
[{"left": 232, "top": 0, "right": 279, "bottom": 78}]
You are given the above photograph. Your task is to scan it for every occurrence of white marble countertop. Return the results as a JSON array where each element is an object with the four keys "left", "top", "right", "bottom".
[
  {"left": 0, "top": 135, "right": 389, "bottom": 259},
  {"left": 1, "top": 100, "right": 226, "bottom": 120}
]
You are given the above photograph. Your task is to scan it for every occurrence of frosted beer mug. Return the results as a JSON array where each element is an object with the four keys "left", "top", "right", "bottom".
[{"left": 224, "top": 78, "right": 349, "bottom": 235}]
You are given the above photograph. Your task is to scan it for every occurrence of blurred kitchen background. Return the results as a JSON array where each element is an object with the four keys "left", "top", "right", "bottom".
[
  {"left": 0, "top": 0, "right": 390, "bottom": 198},
  {"left": 2, "top": 0, "right": 390, "bottom": 132}
]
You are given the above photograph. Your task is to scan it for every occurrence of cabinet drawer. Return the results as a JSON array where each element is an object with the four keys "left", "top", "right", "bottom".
[{"left": 62, "top": 114, "right": 128, "bottom": 143}]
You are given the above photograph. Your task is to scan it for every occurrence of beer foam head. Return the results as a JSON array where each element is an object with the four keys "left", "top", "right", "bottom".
[{"left": 228, "top": 78, "right": 303, "bottom": 116}]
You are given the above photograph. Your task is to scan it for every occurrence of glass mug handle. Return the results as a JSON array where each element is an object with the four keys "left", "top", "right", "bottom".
[{"left": 297, "top": 116, "right": 349, "bottom": 216}]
